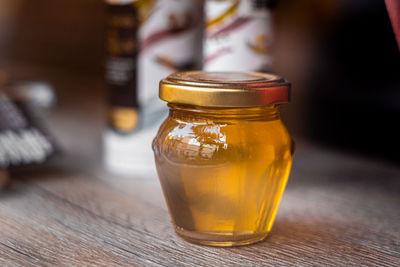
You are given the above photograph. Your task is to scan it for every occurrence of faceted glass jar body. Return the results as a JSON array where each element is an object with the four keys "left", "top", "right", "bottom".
[{"left": 153, "top": 104, "right": 293, "bottom": 246}]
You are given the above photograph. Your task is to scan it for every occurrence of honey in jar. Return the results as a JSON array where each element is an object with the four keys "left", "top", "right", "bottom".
[{"left": 153, "top": 71, "right": 294, "bottom": 246}]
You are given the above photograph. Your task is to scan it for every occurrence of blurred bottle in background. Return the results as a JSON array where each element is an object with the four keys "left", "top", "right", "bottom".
[
  {"left": 105, "top": 0, "right": 139, "bottom": 134},
  {"left": 103, "top": 0, "right": 204, "bottom": 176},
  {"left": 204, "top": 0, "right": 275, "bottom": 72}
]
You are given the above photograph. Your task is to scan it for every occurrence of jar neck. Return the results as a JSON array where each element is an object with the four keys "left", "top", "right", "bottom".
[{"left": 168, "top": 103, "right": 281, "bottom": 121}]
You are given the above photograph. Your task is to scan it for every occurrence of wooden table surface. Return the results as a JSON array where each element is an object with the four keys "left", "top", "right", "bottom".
[{"left": 1, "top": 65, "right": 399, "bottom": 266}]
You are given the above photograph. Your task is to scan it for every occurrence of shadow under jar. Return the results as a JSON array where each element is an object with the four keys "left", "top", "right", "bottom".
[{"left": 153, "top": 71, "right": 294, "bottom": 247}]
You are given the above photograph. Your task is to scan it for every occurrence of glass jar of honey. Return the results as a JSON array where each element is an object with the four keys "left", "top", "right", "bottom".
[{"left": 152, "top": 71, "right": 294, "bottom": 246}]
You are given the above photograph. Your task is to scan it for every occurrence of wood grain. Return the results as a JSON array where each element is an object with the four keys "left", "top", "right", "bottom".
[{"left": 0, "top": 142, "right": 399, "bottom": 266}]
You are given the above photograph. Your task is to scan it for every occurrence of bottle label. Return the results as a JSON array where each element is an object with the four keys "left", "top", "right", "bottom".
[
  {"left": 204, "top": 0, "right": 273, "bottom": 72},
  {"left": 138, "top": 0, "right": 203, "bottom": 107}
]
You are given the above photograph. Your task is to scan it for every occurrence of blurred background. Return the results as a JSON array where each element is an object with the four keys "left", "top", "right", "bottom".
[{"left": 0, "top": 0, "right": 399, "bottom": 169}]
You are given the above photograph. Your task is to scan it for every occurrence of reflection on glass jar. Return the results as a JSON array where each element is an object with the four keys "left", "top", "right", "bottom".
[{"left": 153, "top": 71, "right": 294, "bottom": 246}]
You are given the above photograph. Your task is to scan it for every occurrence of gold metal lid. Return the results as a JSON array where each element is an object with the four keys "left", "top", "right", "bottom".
[{"left": 159, "top": 71, "right": 290, "bottom": 107}]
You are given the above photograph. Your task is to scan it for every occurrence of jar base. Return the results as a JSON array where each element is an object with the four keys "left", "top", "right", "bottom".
[{"left": 175, "top": 227, "right": 269, "bottom": 247}]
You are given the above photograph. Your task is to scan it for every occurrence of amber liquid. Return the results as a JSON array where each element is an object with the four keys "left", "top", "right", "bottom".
[{"left": 153, "top": 104, "right": 293, "bottom": 246}]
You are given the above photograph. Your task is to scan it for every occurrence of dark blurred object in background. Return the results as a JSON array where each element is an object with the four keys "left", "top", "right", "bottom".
[
  {"left": 0, "top": 169, "right": 10, "bottom": 188},
  {"left": 276, "top": 0, "right": 400, "bottom": 163},
  {"left": 105, "top": 1, "right": 139, "bottom": 133},
  {"left": 307, "top": 0, "right": 400, "bottom": 163},
  {"left": 385, "top": 0, "right": 400, "bottom": 49}
]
